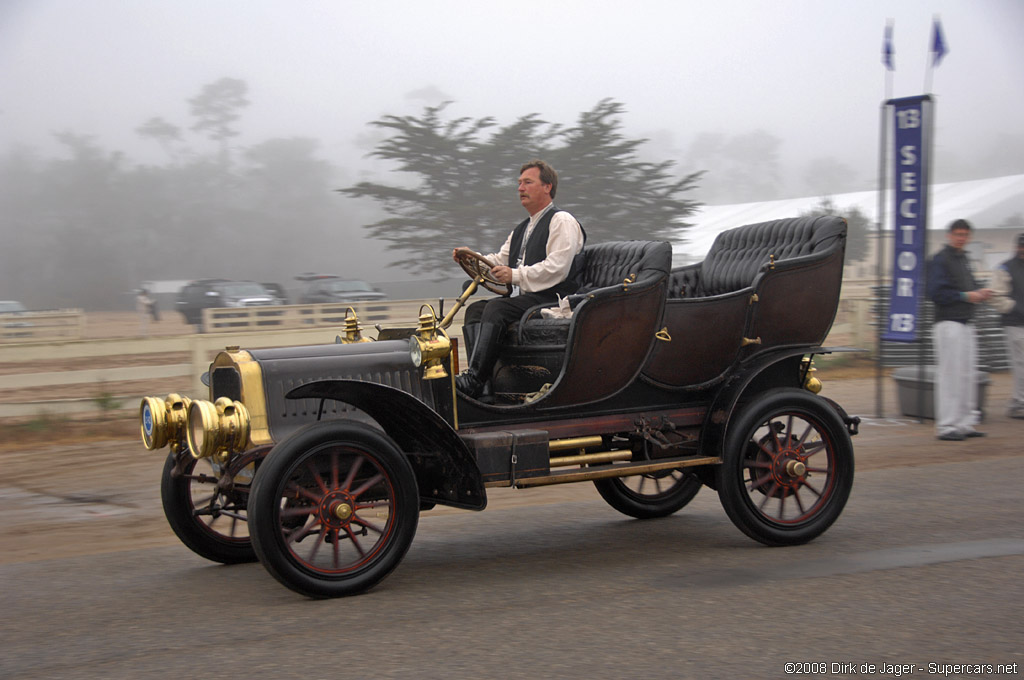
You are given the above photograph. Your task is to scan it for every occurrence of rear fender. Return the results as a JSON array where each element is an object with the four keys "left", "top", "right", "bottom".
[
  {"left": 285, "top": 380, "right": 486, "bottom": 511},
  {"left": 700, "top": 346, "right": 861, "bottom": 460}
]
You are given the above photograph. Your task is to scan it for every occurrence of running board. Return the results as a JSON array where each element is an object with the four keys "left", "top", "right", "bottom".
[{"left": 484, "top": 455, "right": 721, "bottom": 488}]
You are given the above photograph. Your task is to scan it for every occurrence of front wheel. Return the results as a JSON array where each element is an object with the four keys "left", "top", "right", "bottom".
[
  {"left": 594, "top": 469, "right": 702, "bottom": 519},
  {"left": 248, "top": 422, "right": 419, "bottom": 598},
  {"left": 717, "top": 389, "right": 854, "bottom": 546},
  {"left": 160, "top": 449, "right": 261, "bottom": 564}
]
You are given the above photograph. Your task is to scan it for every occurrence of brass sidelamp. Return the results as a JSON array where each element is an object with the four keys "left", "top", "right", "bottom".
[{"left": 338, "top": 307, "right": 374, "bottom": 344}]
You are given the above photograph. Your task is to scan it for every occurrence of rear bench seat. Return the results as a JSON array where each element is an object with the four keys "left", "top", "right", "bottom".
[{"left": 668, "top": 215, "right": 847, "bottom": 299}]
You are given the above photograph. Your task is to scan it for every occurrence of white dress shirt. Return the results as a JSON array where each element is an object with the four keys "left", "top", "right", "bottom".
[{"left": 484, "top": 203, "right": 585, "bottom": 293}]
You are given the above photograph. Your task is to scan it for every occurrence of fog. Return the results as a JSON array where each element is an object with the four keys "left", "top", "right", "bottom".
[{"left": 2, "top": 0, "right": 1023, "bottom": 308}]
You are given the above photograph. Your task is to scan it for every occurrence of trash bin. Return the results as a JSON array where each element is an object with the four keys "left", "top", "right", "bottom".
[{"left": 891, "top": 365, "right": 990, "bottom": 419}]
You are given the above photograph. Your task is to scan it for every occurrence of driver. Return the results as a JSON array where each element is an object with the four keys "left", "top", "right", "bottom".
[{"left": 451, "top": 159, "right": 586, "bottom": 399}]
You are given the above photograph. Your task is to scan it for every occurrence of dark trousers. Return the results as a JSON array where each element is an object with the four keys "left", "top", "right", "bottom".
[{"left": 464, "top": 292, "right": 558, "bottom": 328}]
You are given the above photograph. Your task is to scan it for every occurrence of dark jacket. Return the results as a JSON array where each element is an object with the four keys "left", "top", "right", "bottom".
[
  {"left": 927, "top": 244, "right": 978, "bottom": 323},
  {"left": 999, "top": 256, "right": 1024, "bottom": 326},
  {"left": 507, "top": 206, "right": 587, "bottom": 297}
]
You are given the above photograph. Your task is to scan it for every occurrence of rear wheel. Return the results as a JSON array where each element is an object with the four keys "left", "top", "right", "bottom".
[
  {"left": 594, "top": 470, "right": 702, "bottom": 519},
  {"left": 717, "top": 388, "right": 854, "bottom": 546},
  {"left": 248, "top": 422, "right": 419, "bottom": 598}
]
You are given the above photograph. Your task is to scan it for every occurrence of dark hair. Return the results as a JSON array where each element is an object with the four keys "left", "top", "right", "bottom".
[
  {"left": 520, "top": 160, "right": 558, "bottom": 199},
  {"left": 948, "top": 218, "right": 973, "bottom": 232}
]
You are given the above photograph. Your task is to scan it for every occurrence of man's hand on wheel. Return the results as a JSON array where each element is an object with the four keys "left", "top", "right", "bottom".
[{"left": 491, "top": 265, "right": 513, "bottom": 284}]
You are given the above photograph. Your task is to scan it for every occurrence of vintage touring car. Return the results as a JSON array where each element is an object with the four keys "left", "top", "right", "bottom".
[{"left": 140, "top": 215, "right": 859, "bottom": 598}]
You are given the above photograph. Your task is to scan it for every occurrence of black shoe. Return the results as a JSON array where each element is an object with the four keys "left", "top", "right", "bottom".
[
  {"left": 963, "top": 430, "right": 986, "bottom": 438},
  {"left": 455, "top": 371, "right": 484, "bottom": 399},
  {"left": 938, "top": 432, "right": 965, "bottom": 441},
  {"left": 455, "top": 322, "right": 503, "bottom": 400}
]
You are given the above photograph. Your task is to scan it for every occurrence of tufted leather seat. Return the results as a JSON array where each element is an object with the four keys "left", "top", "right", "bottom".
[
  {"left": 668, "top": 216, "right": 847, "bottom": 299},
  {"left": 508, "top": 240, "right": 672, "bottom": 347}
]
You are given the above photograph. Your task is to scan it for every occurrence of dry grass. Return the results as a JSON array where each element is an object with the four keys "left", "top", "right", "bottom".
[{"left": 1, "top": 412, "right": 139, "bottom": 450}]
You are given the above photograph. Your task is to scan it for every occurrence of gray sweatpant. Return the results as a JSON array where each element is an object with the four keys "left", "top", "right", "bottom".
[{"left": 933, "top": 320, "right": 979, "bottom": 436}]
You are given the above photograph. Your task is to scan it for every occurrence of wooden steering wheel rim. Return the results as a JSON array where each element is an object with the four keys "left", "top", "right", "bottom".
[{"left": 456, "top": 251, "right": 512, "bottom": 297}]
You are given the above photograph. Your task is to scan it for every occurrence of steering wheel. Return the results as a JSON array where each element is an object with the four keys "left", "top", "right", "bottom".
[{"left": 456, "top": 250, "right": 512, "bottom": 297}]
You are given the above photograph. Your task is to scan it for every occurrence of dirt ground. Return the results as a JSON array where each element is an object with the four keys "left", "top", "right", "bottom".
[{"left": 2, "top": 312, "right": 1021, "bottom": 566}]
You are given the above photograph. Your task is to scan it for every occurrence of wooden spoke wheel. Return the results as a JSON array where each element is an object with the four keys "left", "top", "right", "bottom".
[
  {"left": 717, "top": 388, "right": 854, "bottom": 546},
  {"left": 248, "top": 422, "right": 419, "bottom": 598}
]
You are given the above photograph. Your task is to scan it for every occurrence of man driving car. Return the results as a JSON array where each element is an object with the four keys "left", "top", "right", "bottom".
[{"left": 451, "top": 160, "right": 586, "bottom": 399}]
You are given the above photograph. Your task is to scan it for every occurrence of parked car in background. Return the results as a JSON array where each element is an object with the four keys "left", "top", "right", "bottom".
[
  {"left": 0, "top": 300, "right": 28, "bottom": 315},
  {"left": 0, "top": 300, "right": 32, "bottom": 327},
  {"left": 0, "top": 300, "right": 34, "bottom": 337},
  {"left": 260, "top": 282, "right": 289, "bottom": 306},
  {"left": 295, "top": 274, "right": 386, "bottom": 305},
  {"left": 176, "top": 279, "right": 276, "bottom": 330}
]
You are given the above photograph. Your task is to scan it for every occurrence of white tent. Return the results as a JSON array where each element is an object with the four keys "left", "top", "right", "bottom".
[{"left": 670, "top": 173, "right": 1024, "bottom": 263}]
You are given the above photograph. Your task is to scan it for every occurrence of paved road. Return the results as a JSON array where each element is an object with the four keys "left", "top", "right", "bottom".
[{"left": 3, "top": 451, "right": 1022, "bottom": 680}]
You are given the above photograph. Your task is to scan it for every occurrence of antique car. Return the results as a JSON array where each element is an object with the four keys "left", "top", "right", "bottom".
[{"left": 140, "top": 215, "right": 859, "bottom": 598}]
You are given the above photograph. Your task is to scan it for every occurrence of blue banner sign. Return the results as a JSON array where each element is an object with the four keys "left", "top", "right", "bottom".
[{"left": 883, "top": 96, "right": 930, "bottom": 342}]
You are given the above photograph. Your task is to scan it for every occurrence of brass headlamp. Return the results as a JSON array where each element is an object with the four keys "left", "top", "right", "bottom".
[
  {"left": 140, "top": 393, "right": 192, "bottom": 452},
  {"left": 186, "top": 396, "right": 251, "bottom": 460},
  {"left": 409, "top": 304, "right": 451, "bottom": 380}
]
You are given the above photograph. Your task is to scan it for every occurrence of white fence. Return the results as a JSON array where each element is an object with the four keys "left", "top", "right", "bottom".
[
  {"left": 0, "top": 294, "right": 875, "bottom": 419},
  {"left": 0, "top": 310, "right": 85, "bottom": 343}
]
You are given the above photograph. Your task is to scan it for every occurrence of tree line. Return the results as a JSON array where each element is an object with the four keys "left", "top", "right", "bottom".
[{"left": 1, "top": 77, "right": 869, "bottom": 310}]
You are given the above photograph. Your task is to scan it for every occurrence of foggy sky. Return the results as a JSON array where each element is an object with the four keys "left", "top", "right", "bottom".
[
  {"left": 2, "top": 0, "right": 1024, "bottom": 290},
  {"left": 3, "top": 0, "right": 1022, "bottom": 187}
]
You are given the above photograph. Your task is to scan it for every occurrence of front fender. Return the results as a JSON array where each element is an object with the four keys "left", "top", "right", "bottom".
[{"left": 286, "top": 380, "right": 486, "bottom": 511}]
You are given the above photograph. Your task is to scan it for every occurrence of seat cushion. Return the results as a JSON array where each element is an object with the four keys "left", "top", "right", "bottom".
[
  {"left": 697, "top": 216, "right": 846, "bottom": 296},
  {"left": 578, "top": 240, "right": 672, "bottom": 292}
]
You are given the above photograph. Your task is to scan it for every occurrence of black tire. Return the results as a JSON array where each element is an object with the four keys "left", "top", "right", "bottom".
[
  {"left": 160, "top": 451, "right": 258, "bottom": 564},
  {"left": 248, "top": 422, "right": 419, "bottom": 598},
  {"left": 594, "top": 469, "right": 702, "bottom": 519},
  {"left": 717, "top": 388, "right": 854, "bottom": 546}
]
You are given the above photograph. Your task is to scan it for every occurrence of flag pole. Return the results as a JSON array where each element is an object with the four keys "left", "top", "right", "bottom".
[{"left": 876, "top": 20, "right": 894, "bottom": 417}]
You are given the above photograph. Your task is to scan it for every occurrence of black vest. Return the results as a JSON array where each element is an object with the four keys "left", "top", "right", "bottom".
[
  {"left": 507, "top": 206, "right": 587, "bottom": 297},
  {"left": 929, "top": 245, "right": 977, "bottom": 323},
  {"left": 1001, "top": 256, "right": 1024, "bottom": 327}
]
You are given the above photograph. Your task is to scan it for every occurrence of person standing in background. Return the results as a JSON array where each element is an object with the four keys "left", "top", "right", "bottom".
[
  {"left": 991, "top": 233, "right": 1024, "bottom": 419},
  {"left": 136, "top": 289, "right": 153, "bottom": 337},
  {"left": 926, "top": 219, "right": 993, "bottom": 441}
]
